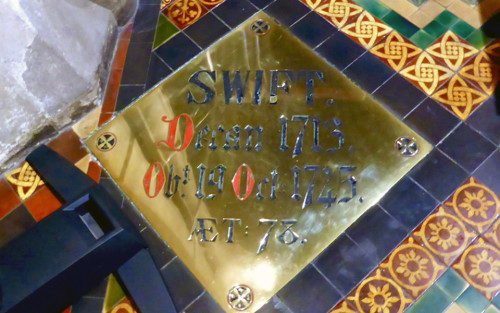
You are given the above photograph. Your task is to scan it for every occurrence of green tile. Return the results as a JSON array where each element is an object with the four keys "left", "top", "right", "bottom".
[
  {"left": 410, "top": 0, "right": 429, "bottom": 6},
  {"left": 103, "top": 274, "right": 126, "bottom": 312},
  {"left": 436, "top": 269, "right": 469, "bottom": 301},
  {"left": 486, "top": 305, "right": 500, "bottom": 313},
  {"left": 456, "top": 287, "right": 489, "bottom": 313},
  {"left": 381, "top": 11, "right": 419, "bottom": 38},
  {"left": 352, "top": 0, "right": 392, "bottom": 19},
  {"left": 424, "top": 20, "right": 448, "bottom": 38},
  {"left": 410, "top": 30, "right": 438, "bottom": 49},
  {"left": 492, "top": 293, "right": 500, "bottom": 309},
  {"left": 466, "top": 28, "right": 494, "bottom": 49},
  {"left": 153, "top": 14, "right": 179, "bottom": 50},
  {"left": 435, "top": 11, "right": 459, "bottom": 28},
  {"left": 405, "top": 285, "right": 453, "bottom": 313},
  {"left": 451, "top": 20, "right": 476, "bottom": 39}
]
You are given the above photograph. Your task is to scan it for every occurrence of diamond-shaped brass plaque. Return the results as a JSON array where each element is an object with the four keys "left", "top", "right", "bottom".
[{"left": 87, "top": 12, "right": 432, "bottom": 312}]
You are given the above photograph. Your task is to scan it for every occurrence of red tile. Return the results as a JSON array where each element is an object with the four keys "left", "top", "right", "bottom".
[
  {"left": 165, "top": 0, "right": 208, "bottom": 30},
  {"left": 87, "top": 162, "right": 102, "bottom": 183},
  {"left": 485, "top": 217, "right": 500, "bottom": 249},
  {"left": 6, "top": 162, "right": 45, "bottom": 201},
  {"left": 341, "top": 10, "right": 392, "bottom": 50},
  {"left": 0, "top": 178, "right": 21, "bottom": 220},
  {"left": 98, "top": 113, "right": 115, "bottom": 126},
  {"left": 196, "top": 0, "right": 226, "bottom": 10},
  {"left": 304, "top": 0, "right": 363, "bottom": 29},
  {"left": 61, "top": 306, "right": 71, "bottom": 313},
  {"left": 47, "top": 130, "right": 87, "bottom": 164},
  {"left": 24, "top": 186, "right": 62, "bottom": 221},
  {"left": 112, "top": 39, "right": 131, "bottom": 70},
  {"left": 426, "top": 31, "right": 479, "bottom": 72},
  {"left": 370, "top": 31, "right": 422, "bottom": 72},
  {"left": 102, "top": 69, "right": 123, "bottom": 113}
]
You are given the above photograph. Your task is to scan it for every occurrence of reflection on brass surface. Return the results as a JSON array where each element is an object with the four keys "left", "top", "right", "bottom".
[{"left": 87, "top": 12, "right": 432, "bottom": 312}]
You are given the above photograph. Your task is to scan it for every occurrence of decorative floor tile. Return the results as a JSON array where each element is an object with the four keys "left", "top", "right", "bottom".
[
  {"left": 6, "top": 162, "right": 44, "bottom": 201},
  {"left": 404, "top": 285, "right": 453, "bottom": 313},
  {"left": 485, "top": 218, "right": 500, "bottom": 249},
  {"left": 485, "top": 40, "right": 500, "bottom": 62},
  {"left": 370, "top": 31, "right": 422, "bottom": 71},
  {"left": 453, "top": 237, "right": 500, "bottom": 300},
  {"left": 107, "top": 297, "right": 138, "bottom": 313},
  {"left": 426, "top": 31, "right": 479, "bottom": 72},
  {"left": 400, "top": 51, "right": 454, "bottom": 95},
  {"left": 329, "top": 301, "right": 357, "bottom": 313},
  {"left": 380, "top": 237, "right": 446, "bottom": 298},
  {"left": 459, "top": 51, "right": 499, "bottom": 96},
  {"left": 341, "top": 10, "right": 393, "bottom": 49},
  {"left": 165, "top": 0, "right": 208, "bottom": 30},
  {"left": 347, "top": 269, "right": 413, "bottom": 313},
  {"left": 24, "top": 186, "right": 62, "bottom": 222},
  {"left": 456, "top": 285, "right": 490, "bottom": 313},
  {"left": 197, "top": 0, "right": 226, "bottom": 9},
  {"left": 161, "top": 0, "right": 174, "bottom": 10},
  {"left": 435, "top": 268, "right": 470, "bottom": 300},
  {"left": 444, "top": 177, "right": 500, "bottom": 233},
  {"left": 432, "top": 73, "right": 488, "bottom": 120},
  {"left": 304, "top": 0, "right": 363, "bottom": 29},
  {"left": 413, "top": 206, "right": 477, "bottom": 266}
]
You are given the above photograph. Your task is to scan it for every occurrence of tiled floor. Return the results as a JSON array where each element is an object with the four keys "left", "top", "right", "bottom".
[{"left": 1, "top": 0, "right": 500, "bottom": 312}]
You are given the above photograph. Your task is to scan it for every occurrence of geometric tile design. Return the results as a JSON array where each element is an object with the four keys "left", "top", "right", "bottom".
[
  {"left": 445, "top": 177, "right": 500, "bottom": 233},
  {"left": 342, "top": 11, "right": 393, "bottom": 49},
  {"left": 413, "top": 206, "right": 477, "bottom": 265},
  {"left": 380, "top": 237, "right": 446, "bottom": 298},
  {"left": 453, "top": 237, "right": 500, "bottom": 300},
  {"left": 460, "top": 51, "right": 499, "bottom": 96},
  {"left": 6, "top": 162, "right": 45, "bottom": 200},
  {"left": 371, "top": 31, "right": 422, "bottom": 71},
  {"left": 485, "top": 218, "right": 500, "bottom": 249},
  {"left": 165, "top": 0, "right": 209, "bottom": 29},
  {"left": 306, "top": 0, "right": 364, "bottom": 28},
  {"left": 426, "top": 31, "right": 478, "bottom": 72},
  {"left": 329, "top": 301, "right": 357, "bottom": 313}
]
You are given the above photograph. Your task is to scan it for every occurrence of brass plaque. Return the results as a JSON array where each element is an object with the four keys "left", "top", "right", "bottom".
[{"left": 87, "top": 13, "right": 431, "bottom": 313}]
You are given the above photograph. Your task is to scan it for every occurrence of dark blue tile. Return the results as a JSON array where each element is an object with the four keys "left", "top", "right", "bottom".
[
  {"left": 121, "top": 198, "right": 148, "bottom": 232},
  {"left": 438, "top": 123, "right": 496, "bottom": 173},
  {"left": 315, "top": 31, "right": 366, "bottom": 71},
  {"left": 146, "top": 52, "right": 172, "bottom": 90},
  {"left": 403, "top": 98, "right": 460, "bottom": 145},
  {"left": 343, "top": 52, "right": 395, "bottom": 93},
  {"left": 0, "top": 205, "right": 36, "bottom": 247},
  {"left": 290, "top": 12, "right": 336, "bottom": 48},
  {"left": 474, "top": 148, "right": 500, "bottom": 195},
  {"left": 140, "top": 227, "right": 176, "bottom": 268},
  {"left": 277, "top": 265, "right": 341, "bottom": 313},
  {"left": 71, "top": 297, "right": 104, "bottom": 313},
  {"left": 346, "top": 205, "right": 407, "bottom": 263},
  {"left": 373, "top": 74, "right": 427, "bottom": 118},
  {"left": 257, "top": 296, "right": 294, "bottom": 313},
  {"left": 185, "top": 292, "right": 225, "bottom": 313},
  {"left": 160, "top": 258, "right": 204, "bottom": 312},
  {"left": 156, "top": 32, "right": 201, "bottom": 70},
  {"left": 130, "top": 4, "right": 161, "bottom": 43},
  {"left": 184, "top": 12, "right": 230, "bottom": 49},
  {"left": 468, "top": 96, "right": 500, "bottom": 145},
  {"left": 410, "top": 149, "right": 469, "bottom": 201},
  {"left": 213, "top": 0, "right": 257, "bottom": 28},
  {"left": 264, "top": 0, "right": 310, "bottom": 27},
  {"left": 84, "top": 278, "right": 108, "bottom": 298},
  {"left": 122, "top": 42, "right": 153, "bottom": 84},
  {"left": 116, "top": 85, "right": 145, "bottom": 111},
  {"left": 249, "top": 0, "right": 275, "bottom": 9},
  {"left": 379, "top": 177, "right": 438, "bottom": 230},
  {"left": 314, "top": 233, "right": 377, "bottom": 296}
]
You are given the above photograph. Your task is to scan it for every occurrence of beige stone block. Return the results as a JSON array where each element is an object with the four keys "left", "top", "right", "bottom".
[
  {"left": 448, "top": 1, "right": 483, "bottom": 28},
  {"left": 433, "top": 0, "right": 457, "bottom": 8},
  {"left": 420, "top": 1, "right": 446, "bottom": 19},
  {"left": 408, "top": 10, "right": 434, "bottom": 28},
  {"left": 379, "top": 0, "right": 418, "bottom": 18}
]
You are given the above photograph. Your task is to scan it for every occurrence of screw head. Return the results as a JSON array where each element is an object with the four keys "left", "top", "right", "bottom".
[
  {"left": 96, "top": 132, "right": 117, "bottom": 152},
  {"left": 395, "top": 137, "right": 418, "bottom": 157},
  {"left": 251, "top": 19, "right": 270, "bottom": 36},
  {"left": 227, "top": 285, "right": 253, "bottom": 311}
]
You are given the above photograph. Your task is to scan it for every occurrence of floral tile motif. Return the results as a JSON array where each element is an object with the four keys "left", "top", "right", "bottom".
[
  {"left": 432, "top": 73, "right": 488, "bottom": 120},
  {"left": 445, "top": 177, "right": 500, "bottom": 233},
  {"left": 426, "top": 31, "right": 479, "bottom": 72},
  {"left": 165, "top": 0, "right": 208, "bottom": 30},
  {"left": 453, "top": 237, "right": 500, "bottom": 300},
  {"left": 459, "top": 51, "right": 499, "bottom": 96},
  {"left": 329, "top": 300, "right": 357, "bottom": 313},
  {"left": 303, "top": 0, "right": 363, "bottom": 29},
  {"left": 370, "top": 31, "right": 422, "bottom": 72},
  {"left": 400, "top": 52, "right": 454, "bottom": 95},
  {"left": 6, "top": 162, "right": 45, "bottom": 201},
  {"left": 413, "top": 206, "right": 477, "bottom": 266},
  {"left": 485, "top": 218, "right": 500, "bottom": 249},
  {"left": 341, "top": 11, "right": 392, "bottom": 49},
  {"left": 380, "top": 237, "right": 446, "bottom": 298},
  {"left": 107, "top": 297, "right": 137, "bottom": 313},
  {"left": 347, "top": 269, "right": 413, "bottom": 313}
]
